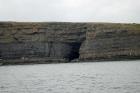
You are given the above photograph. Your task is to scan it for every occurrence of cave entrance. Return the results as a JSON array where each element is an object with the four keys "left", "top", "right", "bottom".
[{"left": 68, "top": 42, "right": 82, "bottom": 61}]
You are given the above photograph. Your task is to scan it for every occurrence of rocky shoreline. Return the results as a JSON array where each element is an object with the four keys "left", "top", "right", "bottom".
[{"left": 0, "top": 22, "right": 140, "bottom": 65}]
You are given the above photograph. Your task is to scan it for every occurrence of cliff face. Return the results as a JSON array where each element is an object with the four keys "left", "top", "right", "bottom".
[
  {"left": 80, "top": 28, "right": 140, "bottom": 61},
  {"left": 0, "top": 22, "right": 140, "bottom": 64}
]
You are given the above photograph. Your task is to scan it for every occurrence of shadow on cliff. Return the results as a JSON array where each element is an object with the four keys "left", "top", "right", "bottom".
[{"left": 67, "top": 42, "right": 82, "bottom": 61}]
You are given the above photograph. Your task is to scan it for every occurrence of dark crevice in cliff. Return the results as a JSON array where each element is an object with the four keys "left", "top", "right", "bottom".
[
  {"left": 0, "top": 52, "right": 2, "bottom": 59},
  {"left": 68, "top": 42, "right": 82, "bottom": 61},
  {"left": 48, "top": 41, "right": 54, "bottom": 57}
]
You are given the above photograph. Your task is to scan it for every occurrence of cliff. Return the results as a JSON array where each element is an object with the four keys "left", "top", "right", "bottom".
[{"left": 0, "top": 22, "right": 140, "bottom": 65}]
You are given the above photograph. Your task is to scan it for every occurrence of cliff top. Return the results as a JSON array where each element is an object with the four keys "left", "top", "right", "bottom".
[{"left": 0, "top": 22, "right": 140, "bottom": 30}]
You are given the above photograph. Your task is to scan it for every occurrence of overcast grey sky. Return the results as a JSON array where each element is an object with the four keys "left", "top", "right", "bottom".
[{"left": 0, "top": 0, "right": 140, "bottom": 23}]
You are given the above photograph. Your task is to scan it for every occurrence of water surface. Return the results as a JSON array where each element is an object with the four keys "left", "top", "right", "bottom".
[{"left": 0, "top": 61, "right": 140, "bottom": 93}]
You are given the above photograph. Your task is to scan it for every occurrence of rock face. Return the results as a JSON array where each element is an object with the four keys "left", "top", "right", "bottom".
[{"left": 0, "top": 22, "right": 140, "bottom": 64}]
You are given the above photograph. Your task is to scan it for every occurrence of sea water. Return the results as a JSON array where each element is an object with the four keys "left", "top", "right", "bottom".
[{"left": 0, "top": 61, "right": 140, "bottom": 93}]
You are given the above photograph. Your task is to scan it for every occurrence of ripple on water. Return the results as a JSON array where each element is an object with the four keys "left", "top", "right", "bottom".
[{"left": 0, "top": 61, "right": 140, "bottom": 93}]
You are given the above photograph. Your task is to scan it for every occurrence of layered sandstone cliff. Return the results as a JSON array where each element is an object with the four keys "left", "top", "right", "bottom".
[{"left": 0, "top": 22, "right": 140, "bottom": 64}]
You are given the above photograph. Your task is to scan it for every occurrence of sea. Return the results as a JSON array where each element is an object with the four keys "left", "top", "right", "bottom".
[{"left": 0, "top": 60, "right": 140, "bottom": 93}]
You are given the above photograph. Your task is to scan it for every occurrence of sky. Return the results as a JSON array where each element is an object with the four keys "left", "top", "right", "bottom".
[{"left": 0, "top": 0, "right": 140, "bottom": 23}]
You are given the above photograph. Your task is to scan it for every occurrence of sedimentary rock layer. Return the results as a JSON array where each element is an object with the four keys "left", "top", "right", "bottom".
[{"left": 0, "top": 22, "right": 140, "bottom": 64}]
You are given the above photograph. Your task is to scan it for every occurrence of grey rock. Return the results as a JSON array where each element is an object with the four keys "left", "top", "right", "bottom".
[{"left": 0, "top": 22, "right": 140, "bottom": 64}]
